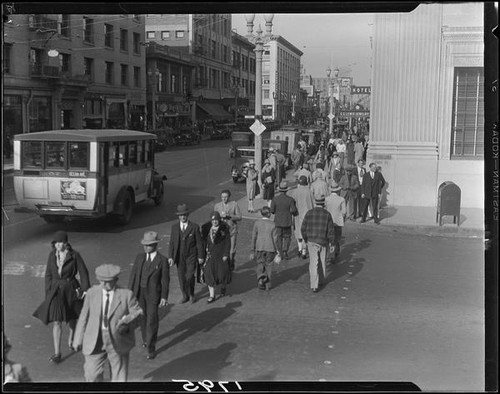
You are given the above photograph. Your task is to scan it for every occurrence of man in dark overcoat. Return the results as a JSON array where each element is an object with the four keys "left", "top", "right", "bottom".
[
  {"left": 360, "top": 162, "right": 386, "bottom": 224},
  {"left": 270, "top": 181, "right": 298, "bottom": 260},
  {"left": 167, "top": 204, "right": 205, "bottom": 304},
  {"left": 128, "top": 231, "right": 170, "bottom": 360}
]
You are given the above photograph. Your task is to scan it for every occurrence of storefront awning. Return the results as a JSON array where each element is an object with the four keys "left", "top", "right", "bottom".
[{"left": 197, "top": 103, "right": 232, "bottom": 119}]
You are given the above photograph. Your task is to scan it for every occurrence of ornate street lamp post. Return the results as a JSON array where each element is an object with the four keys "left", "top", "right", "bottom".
[
  {"left": 245, "top": 13, "right": 275, "bottom": 179},
  {"left": 291, "top": 94, "right": 296, "bottom": 121},
  {"left": 326, "top": 66, "right": 339, "bottom": 135},
  {"left": 147, "top": 68, "right": 160, "bottom": 131}
]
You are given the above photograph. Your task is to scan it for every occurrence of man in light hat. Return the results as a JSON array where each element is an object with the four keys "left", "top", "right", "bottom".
[
  {"left": 325, "top": 181, "right": 347, "bottom": 262},
  {"left": 245, "top": 159, "right": 259, "bottom": 213},
  {"left": 301, "top": 195, "right": 336, "bottom": 292},
  {"left": 167, "top": 204, "right": 204, "bottom": 304},
  {"left": 287, "top": 175, "right": 314, "bottom": 259},
  {"left": 128, "top": 231, "right": 170, "bottom": 360},
  {"left": 270, "top": 180, "right": 298, "bottom": 259},
  {"left": 73, "top": 264, "right": 143, "bottom": 382}
]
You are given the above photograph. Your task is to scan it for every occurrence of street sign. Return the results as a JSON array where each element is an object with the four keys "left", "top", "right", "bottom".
[
  {"left": 250, "top": 120, "right": 267, "bottom": 136},
  {"left": 351, "top": 86, "right": 371, "bottom": 94},
  {"left": 328, "top": 113, "right": 335, "bottom": 120}
]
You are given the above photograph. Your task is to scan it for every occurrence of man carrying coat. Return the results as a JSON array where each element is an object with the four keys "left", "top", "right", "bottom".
[
  {"left": 360, "top": 162, "right": 386, "bottom": 224},
  {"left": 128, "top": 231, "right": 170, "bottom": 360},
  {"left": 167, "top": 204, "right": 205, "bottom": 304},
  {"left": 73, "top": 264, "right": 143, "bottom": 382}
]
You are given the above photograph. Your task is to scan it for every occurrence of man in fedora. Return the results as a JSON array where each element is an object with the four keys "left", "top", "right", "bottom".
[
  {"left": 270, "top": 180, "right": 298, "bottom": 260},
  {"left": 301, "top": 195, "right": 336, "bottom": 292},
  {"left": 128, "top": 231, "right": 170, "bottom": 360},
  {"left": 73, "top": 264, "right": 143, "bottom": 382},
  {"left": 325, "top": 181, "right": 347, "bottom": 262},
  {"left": 338, "top": 164, "right": 360, "bottom": 221},
  {"left": 167, "top": 204, "right": 204, "bottom": 304}
]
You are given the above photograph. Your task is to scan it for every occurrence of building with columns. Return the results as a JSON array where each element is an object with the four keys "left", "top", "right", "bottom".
[{"left": 368, "top": 3, "right": 484, "bottom": 209}]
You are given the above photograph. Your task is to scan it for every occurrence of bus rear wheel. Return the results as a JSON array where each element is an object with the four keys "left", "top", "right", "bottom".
[
  {"left": 42, "top": 215, "right": 65, "bottom": 224},
  {"left": 116, "top": 191, "right": 133, "bottom": 225}
]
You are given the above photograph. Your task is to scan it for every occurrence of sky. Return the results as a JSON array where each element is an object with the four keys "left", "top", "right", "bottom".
[{"left": 231, "top": 13, "right": 374, "bottom": 86}]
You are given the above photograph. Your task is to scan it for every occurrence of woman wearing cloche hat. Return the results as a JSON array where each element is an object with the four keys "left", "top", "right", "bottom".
[{"left": 33, "top": 231, "right": 90, "bottom": 365}]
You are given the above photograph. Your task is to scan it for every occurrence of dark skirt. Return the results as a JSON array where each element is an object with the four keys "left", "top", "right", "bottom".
[
  {"left": 33, "top": 279, "right": 82, "bottom": 324},
  {"left": 203, "top": 256, "right": 230, "bottom": 287},
  {"left": 262, "top": 183, "right": 275, "bottom": 200}
]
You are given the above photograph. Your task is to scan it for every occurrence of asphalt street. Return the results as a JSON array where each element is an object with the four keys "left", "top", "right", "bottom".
[{"left": 2, "top": 139, "right": 484, "bottom": 390}]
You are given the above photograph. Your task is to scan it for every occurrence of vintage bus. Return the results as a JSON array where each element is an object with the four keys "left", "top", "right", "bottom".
[{"left": 13, "top": 129, "right": 166, "bottom": 224}]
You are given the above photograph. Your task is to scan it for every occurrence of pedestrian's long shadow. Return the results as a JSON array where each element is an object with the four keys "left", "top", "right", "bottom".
[
  {"left": 325, "top": 238, "right": 370, "bottom": 284},
  {"left": 155, "top": 301, "right": 242, "bottom": 356},
  {"left": 144, "top": 342, "right": 237, "bottom": 382}
]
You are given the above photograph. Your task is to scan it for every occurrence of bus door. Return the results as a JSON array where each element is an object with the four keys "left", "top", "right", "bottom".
[{"left": 97, "top": 142, "right": 109, "bottom": 213}]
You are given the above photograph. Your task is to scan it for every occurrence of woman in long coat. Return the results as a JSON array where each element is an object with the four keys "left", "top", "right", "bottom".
[
  {"left": 245, "top": 159, "right": 259, "bottom": 213},
  {"left": 201, "top": 212, "right": 231, "bottom": 303},
  {"left": 261, "top": 159, "right": 276, "bottom": 207},
  {"left": 33, "top": 231, "right": 90, "bottom": 364}
]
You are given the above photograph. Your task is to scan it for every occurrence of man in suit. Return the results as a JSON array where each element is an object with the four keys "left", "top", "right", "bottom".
[
  {"left": 73, "top": 264, "right": 143, "bottom": 382},
  {"left": 360, "top": 162, "right": 386, "bottom": 224},
  {"left": 325, "top": 181, "right": 347, "bottom": 262},
  {"left": 167, "top": 204, "right": 204, "bottom": 304},
  {"left": 128, "top": 231, "right": 170, "bottom": 360},
  {"left": 353, "top": 159, "right": 367, "bottom": 219},
  {"left": 270, "top": 181, "right": 298, "bottom": 260}
]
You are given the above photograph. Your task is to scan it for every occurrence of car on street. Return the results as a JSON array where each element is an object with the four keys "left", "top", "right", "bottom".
[{"left": 174, "top": 128, "right": 201, "bottom": 145}]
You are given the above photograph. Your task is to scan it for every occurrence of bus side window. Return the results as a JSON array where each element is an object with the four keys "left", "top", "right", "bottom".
[
  {"left": 46, "top": 142, "right": 66, "bottom": 168},
  {"left": 119, "top": 142, "right": 128, "bottom": 166},
  {"left": 22, "top": 141, "right": 42, "bottom": 168},
  {"left": 137, "top": 140, "right": 144, "bottom": 163},
  {"left": 109, "top": 143, "right": 119, "bottom": 168},
  {"left": 69, "top": 142, "right": 89, "bottom": 169},
  {"left": 145, "top": 140, "right": 152, "bottom": 164},
  {"left": 129, "top": 141, "right": 137, "bottom": 165}
]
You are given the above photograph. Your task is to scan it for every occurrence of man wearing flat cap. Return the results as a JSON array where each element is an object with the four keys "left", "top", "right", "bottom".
[
  {"left": 167, "top": 204, "right": 204, "bottom": 304},
  {"left": 73, "top": 264, "right": 143, "bottom": 382},
  {"left": 128, "top": 231, "right": 170, "bottom": 360}
]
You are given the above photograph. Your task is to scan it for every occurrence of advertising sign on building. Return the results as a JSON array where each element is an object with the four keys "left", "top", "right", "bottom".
[
  {"left": 351, "top": 86, "right": 371, "bottom": 94},
  {"left": 339, "top": 110, "right": 370, "bottom": 117},
  {"left": 340, "top": 78, "right": 351, "bottom": 87}
]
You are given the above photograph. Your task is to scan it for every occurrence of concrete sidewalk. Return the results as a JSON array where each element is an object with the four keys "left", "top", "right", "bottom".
[{"left": 236, "top": 171, "right": 484, "bottom": 239}]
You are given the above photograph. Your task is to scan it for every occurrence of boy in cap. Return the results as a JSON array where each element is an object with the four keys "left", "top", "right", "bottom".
[
  {"left": 73, "top": 264, "right": 143, "bottom": 382},
  {"left": 128, "top": 231, "right": 170, "bottom": 360},
  {"left": 301, "top": 195, "right": 336, "bottom": 292},
  {"left": 250, "top": 206, "right": 280, "bottom": 290},
  {"left": 270, "top": 181, "right": 298, "bottom": 260}
]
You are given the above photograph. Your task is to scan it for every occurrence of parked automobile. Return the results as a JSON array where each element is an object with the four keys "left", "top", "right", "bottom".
[
  {"left": 154, "top": 127, "right": 175, "bottom": 152},
  {"left": 175, "top": 128, "right": 201, "bottom": 145},
  {"left": 231, "top": 146, "right": 269, "bottom": 183}
]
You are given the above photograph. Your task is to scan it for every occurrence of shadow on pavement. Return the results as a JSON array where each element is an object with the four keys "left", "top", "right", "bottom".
[
  {"left": 155, "top": 302, "right": 242, "bottom": 355},
  {"left": 144, "top": 342, "right": 237, "bottom": 382},
  {"left": 325, "top": 238, "right": 370, "bottom": 284}
]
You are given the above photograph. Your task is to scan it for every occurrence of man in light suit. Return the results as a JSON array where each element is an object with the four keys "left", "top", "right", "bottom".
[
  {"left": 167, "top": 204, "right": 205, "bottom": 304},
  {"left": 73, "top": 264, "right": 143, "bottom": 382},
  {"left": 360, "top": 162, "right": 386, "bottom": 224},
  {"left": 128, "top": 231, "right": 170, "bottom": 360}
]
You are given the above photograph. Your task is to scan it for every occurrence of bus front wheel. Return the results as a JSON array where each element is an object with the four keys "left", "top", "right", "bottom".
[{"left": 116, "top": 191, "right": 133, "bottom": 225}]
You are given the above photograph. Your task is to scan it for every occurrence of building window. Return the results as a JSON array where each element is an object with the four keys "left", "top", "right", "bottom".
[
  {"left": 120, "top": 29, "right": 128, "bottom": 51},
  {"left": 183, "top": 76, "right": 188, "bottom": 95},
  {"left": 171, "top": 74, "right": 177, "bottom": 93},
  {"left": 223, "top": 45, "right": 228, "bottom": 63},
  {"left": 133, "top": 32, "right": 140, "bottom": 54},
  {"left": 121, "top": 64, "right": 128, "bottom": 86},
  {"left": 59, "top": 14, "right": 70, "bottom": 37},
  {"left": 146, "top": 31, "right": 155, "bottom": 39},
  {"left": 104, "top": 24, "right": 114, "bottom": 48},
  {"left": 175, "top": 30, "right": 184, "bottom": 38},
  {"left": 83, "top": 17, "right": 93, "bottom": 43},
  {"left": 3, "top": 43, "right": 12, "bottom": 73},
  {"left": 30, "top": 48, "right": 43, "bottom": 75},
  {"left": 134, "top": 66, "right": 140, "bottom": 87},
  {"left": 59, "top": 53, "right": 71, "bottom": 73},
  {"left": 105, "top": 61, "right": 113, "bottom": 84},
  {"left": 29, "top": 96, "right": 52, "bottom": 132},
  {"left": 211, "top": 40, "right": 216, "bottom": 58},
  {"left": 161, "top": 31, "right": 170, "bottom": 39},
  {"left": 264, "top": 90, "right": 269, "bottom": 99},
  {"left": 84, "top": 57, "right": 93, "bottom": 80},
  {"left": 451, "top": 67, "right": 484, "bottom": 158}
]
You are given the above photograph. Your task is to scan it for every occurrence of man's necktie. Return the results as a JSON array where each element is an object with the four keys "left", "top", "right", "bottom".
[{"left": 103, "top": 292, "right": 110, "bottom": 328}]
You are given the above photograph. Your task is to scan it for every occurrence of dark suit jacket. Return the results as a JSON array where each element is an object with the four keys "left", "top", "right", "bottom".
[
  {"left": 167, "top": 221, "right": 204, "bottom": 265},
  {"left": 128, "top": 251, "right": 170, "bottom": 303},
  {"left": 270, "top": 193, "right": 298, "bottom": 227},
  {"left": 361, "top": 171, "right": 386, "bottom": 198}
]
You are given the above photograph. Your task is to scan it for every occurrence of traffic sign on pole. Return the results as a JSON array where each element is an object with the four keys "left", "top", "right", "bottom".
[
  {"left": 328, "top": 113, "right": 335, "bottom": 120},
  {"left": 250, "top": 120, "right": 267, "bottom": 136}
]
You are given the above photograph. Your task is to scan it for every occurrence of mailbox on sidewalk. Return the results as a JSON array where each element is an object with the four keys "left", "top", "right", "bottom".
[{"left": 436, "top": 181, "right": 461, "bottom": 226}]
